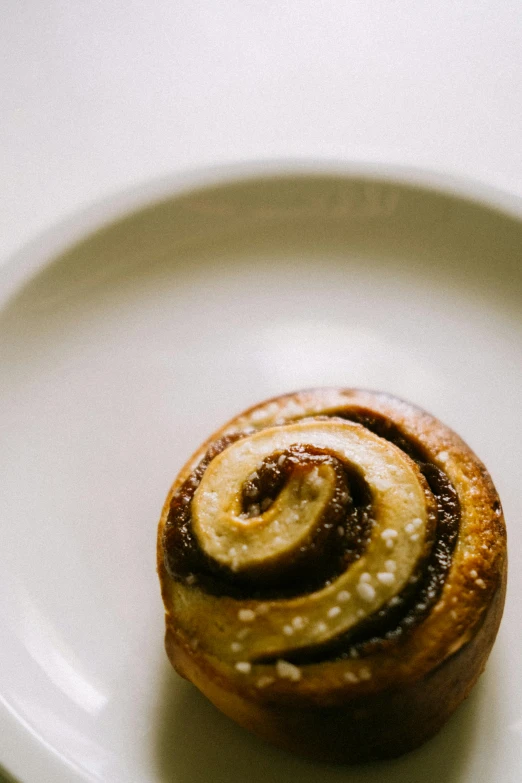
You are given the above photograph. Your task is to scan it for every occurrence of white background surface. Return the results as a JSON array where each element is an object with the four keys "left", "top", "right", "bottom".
[{"left": 2, "top": 0, "right": 522, "bottom": 266}]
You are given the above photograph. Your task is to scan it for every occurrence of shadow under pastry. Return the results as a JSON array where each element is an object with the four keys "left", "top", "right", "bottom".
[{"left": 153, "top": 659, "right": 488, "bottom": 783}]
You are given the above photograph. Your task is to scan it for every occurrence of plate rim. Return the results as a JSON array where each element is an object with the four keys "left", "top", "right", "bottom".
[
  {"left": 1, "top": 158, "right": 521, "bottom": 783},
  {"left": 1, "top": 157, "right": 521, "bottom": 307}
]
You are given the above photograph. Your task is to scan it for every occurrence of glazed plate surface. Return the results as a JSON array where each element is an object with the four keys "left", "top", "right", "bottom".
[{"left": 1, "top": 165, "right": 521, "bottom": 782}]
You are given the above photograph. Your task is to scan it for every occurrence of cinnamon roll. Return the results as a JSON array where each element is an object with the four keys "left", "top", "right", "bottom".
[{"left": 157, "top": 389, "right": 507, "bottom": 762}]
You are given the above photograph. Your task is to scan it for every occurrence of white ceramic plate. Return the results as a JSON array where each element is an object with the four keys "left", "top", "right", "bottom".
[{"left": 1, "top": 163, "right": 521, "bottom": 783}]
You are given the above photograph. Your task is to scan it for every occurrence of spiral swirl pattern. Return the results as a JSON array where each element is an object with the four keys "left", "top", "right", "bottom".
[
  {"left": 168, "top": 418, "right": 440, "bottom": 663},
  {"left": 158, "top": 388, "right": 506, "bottom": 761}
]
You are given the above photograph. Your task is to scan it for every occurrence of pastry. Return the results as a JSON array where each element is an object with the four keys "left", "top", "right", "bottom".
[{"left": 157, "top": 389, "right": 507, "bottom": 762}]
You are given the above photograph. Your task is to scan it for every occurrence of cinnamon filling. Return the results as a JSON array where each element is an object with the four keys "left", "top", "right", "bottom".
[
  {"left": 164, "top": 443, "right": 373, "bottom": 597},
  {"left": 162, "top": 408, "right": 461, "bottom": 661}
]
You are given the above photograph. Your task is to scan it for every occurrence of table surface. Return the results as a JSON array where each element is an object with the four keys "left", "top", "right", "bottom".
[
  {"left": 1, "top": 3, "right": 521, "bottom": 782},
  {"left": 2, "top": 1, "right": 522, "bottom": 269}
]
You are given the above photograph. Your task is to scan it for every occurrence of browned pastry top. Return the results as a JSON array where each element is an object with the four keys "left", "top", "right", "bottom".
[{"left": 157, "top": 389, "right": 506, "bottom": 708}]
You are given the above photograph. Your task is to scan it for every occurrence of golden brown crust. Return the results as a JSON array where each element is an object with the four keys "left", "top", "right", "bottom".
[{"left": 157, "top": 388, "right": 507, "bottom": 762}]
